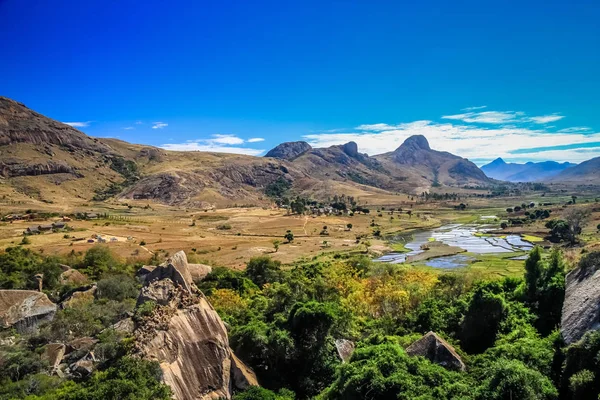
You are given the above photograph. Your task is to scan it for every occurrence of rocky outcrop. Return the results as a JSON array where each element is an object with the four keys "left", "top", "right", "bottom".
[
  {"left": 140, "top": 251, "right": 195, "bottom": 296},
  {"left": 265, "top": 141, "right": 312, "bottom": 160},
  {"left": 135, "top": 251, "right": 258, "bottom": 400},
  {"left": 42, "top": 343, "right": 66, "bottom": 372},
  {"left": 561, "top": 264, "right": 600, "bottom": 344},
  {"left": 188, "top": 263, "right": 212, "bottom": 282},
  {"left": 0, "top": 96, "right": 110, "bottom": 153},
  {"left": 335, "top": 339, "right": 355, "bottom": 362},
  {"left": 0, "top": 160, "right": 81, "bottom": 178},
  {"left": 406, "top": 331, "right": 465, "bottom": 371},
  {"left": 60, "top": 284, "right": 97, "bottom": 309},
  {"left": 0, "top": 290, "right": 57, "bottom": 333},
  {"left": 59, "top": 266, "right": 89, "bottom": 286}
]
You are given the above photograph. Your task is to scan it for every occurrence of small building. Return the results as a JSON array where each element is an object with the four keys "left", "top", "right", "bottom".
[
  {"left": 87, "top": 239, "right": 95, "bottom": 243},
  {"left": 86, "top": 213, "right": 98, "bottom": 219},
  {"left": 38, "top": 225, "right": 53, "bottom": 232},
  {"left": 62, "top": 216, "right": 72, "bottom": 222},
  {"left": 52, "top": 221, "right": 66, "bottom": 229},
  {"left": 26, "top": 226, "right": 40, "bottom": 234}
]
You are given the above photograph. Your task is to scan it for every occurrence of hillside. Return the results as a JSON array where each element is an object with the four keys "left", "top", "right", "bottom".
[
  {"left": 373, "top": 135, "right": 490, "bottom": 187},
  {"left": 550, "top": 156, "right": 600, "bottom": 183},
  {"left": 481, "top": 157, "right": 576, "bottom": 182},
  {"left": 0, "top": 97, "right": 493, "bottom": 208}
]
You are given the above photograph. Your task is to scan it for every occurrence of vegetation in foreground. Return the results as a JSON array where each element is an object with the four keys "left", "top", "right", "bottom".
[{"left": 1, "top": 241, "right": 600, "bottom": 399}]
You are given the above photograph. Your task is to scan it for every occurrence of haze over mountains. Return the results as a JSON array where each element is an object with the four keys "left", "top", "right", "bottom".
[
  {"left": 481, "top": 158, "right": 577, "bottom": 182},
  {"left": 0, "top": 96, "right": 598, "bottom": 208}
]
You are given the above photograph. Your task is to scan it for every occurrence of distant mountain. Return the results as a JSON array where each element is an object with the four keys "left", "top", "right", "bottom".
[
  {"left": 373, "top": 135, "right": 490, "bottom": 187},
  {"left": 550, "top": 156, "right": 600, "bottom": 183},
  {"left": 266, "top": 135, "right": 491, "bottom": 194},
  {"left": 0, "top": 97, "right": 492, "bottom": 207},
  {"left": 481, "top": 158, "right": 576, "bottom": 182}
]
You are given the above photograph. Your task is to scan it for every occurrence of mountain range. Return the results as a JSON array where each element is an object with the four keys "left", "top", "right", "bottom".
[
  {"left": 481, "top": 158, "right": 577, "bottom": 182},
  {"left": 0, "top": 96, "right": 597, "bottom": 207}
]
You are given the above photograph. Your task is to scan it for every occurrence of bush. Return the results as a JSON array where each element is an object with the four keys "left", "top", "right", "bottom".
[
  {"left": 478, "top": 359, "right": 558, "bottom": 400},
  {"left": 97, "top": 275, "right": 139, "bottom": 301},
  {"left": 245, "top": 256, "right": 282, "bottom": 288},
  {"left": 217, "top": 223, "right": 232, "bottom": 230}
]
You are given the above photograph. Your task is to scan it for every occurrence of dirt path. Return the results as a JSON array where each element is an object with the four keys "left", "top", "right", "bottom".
[{"left": 303, "top": 216, "right": 309, "bottom": 235}]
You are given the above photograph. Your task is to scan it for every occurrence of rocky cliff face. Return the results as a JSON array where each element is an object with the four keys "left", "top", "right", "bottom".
[
  {"left": 134, "top": 251, "right": 257, "bottom": 400},
  {"left": 0, "top": 97, "right": 110, "bottom": 153},
  {"left": 0, "top": 290, "right": 57, "bottom": 333},
  {"left": 265, "top": 141, "right": 312, "bottom": 160},
  {"left": 561, "top": 263, "right": 600, "bottom": 344}
]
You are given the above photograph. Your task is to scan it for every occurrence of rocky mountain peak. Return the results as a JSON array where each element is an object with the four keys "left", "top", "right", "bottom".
[
  {"left": 397, "top": 135, "right": 431, "bottom": 152},
  {"left": 342, "top": 141, "right": 359, "bottom": 158},
  {"left": 265, "top": 141, "right": 312, "bottom": 160}
]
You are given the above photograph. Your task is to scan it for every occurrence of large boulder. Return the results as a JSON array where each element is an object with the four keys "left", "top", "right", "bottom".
[
  {"left": 406, "top": 331, "right": 466, "bottom": 371},
  {"left": 142, "top": 251, "right": 195, "bottom": 294},
  {"left": 188, "top": 263, "right": 212, "bottom": 282},
  {"left": 42, "top": 343, "right": 66, "bottom": 372},
  {"left": 135, "top": 251, "right": 257, "bottom": 400},
  {"left": 0, "top": 290, "right": 57, "bottom": 333},
  {"left": 561, "top": 263, "right": 600, "bottom": 344},
  {"left": 60, "top": 284, "right": 97, "bottom": 309}
]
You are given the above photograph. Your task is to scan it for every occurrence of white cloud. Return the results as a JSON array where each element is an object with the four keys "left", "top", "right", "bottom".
[
  {"left": 247, "top": 137, "right": 265, "bottom": 143},
  {"left": 152, "top": 122, "right": 168, "bottom": 129},
  {"left": 124, "top": 127, "right": 135, "bottom": 130},
  {"left": 462, "top": 106, "right": 487, "bottom": 111},
  {"left": 442, "top": 111, "right": 524, "bottom": 124},
  {"left": 63, "top": 121, "right": 91, "bottom": 128},
  {"left": 304, "top": 119, "right": 600, "bottom": 164},
  {"left": 527, "top": 114, "right": 565, "bottom": 124},
  {"left": 161, "top": 134, "right": 264, "bottom": 155},
  {"left": 558, "top": 126, "right": 591, "bottom": 133},
  {"left": 356, "top": 123, "right": 400, "bottom": 131},
  {"left": 135, "top": 120, "right": 143, "bottom": 125},
  {"left": 208, "top": 134, "right": 244, "bottom": 145},
  {"left": 161, "top": 142, "right": 264, "bottom": 156}
]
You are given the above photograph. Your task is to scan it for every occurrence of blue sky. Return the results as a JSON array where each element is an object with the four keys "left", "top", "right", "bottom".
[{"left": 1, "top": 0, "right": 599, "bottom": 164}]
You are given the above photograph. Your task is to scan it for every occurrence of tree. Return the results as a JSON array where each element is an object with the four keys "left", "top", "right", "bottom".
[
  {"left": 20, "top": 236, "right": 31, "bottom": 245},
  {"left": 362, "top": 240, "right": 371, "bottom": 253},
  {"left": 81, "top": 245, "right": 120, "bottom": 280},
  {"left": 245, "top": 256, "right": 282, "bottom": 288},
  {"left": 460, "top": 283, "right": 508, "bottom": 354},
  {"left": 479, "top": 359, "right": 558, "bottom": 400},
  {"left": 346, "top": 223, "right": 352, "bottom": 230},
  {"left": 564, "top": 208, "right": 590, "bottom": 245},
  {"left": 524, "top": 247, "right": 543, "bottom": 301},
  {"left": 284, "top": 230, "right": 294, "bottom": 243},
  {"left": 319, "top": 343, "right": 471, "bottom": 400},
  {"left": 272, "top": 240, "right": 281, "bottom": 253}
]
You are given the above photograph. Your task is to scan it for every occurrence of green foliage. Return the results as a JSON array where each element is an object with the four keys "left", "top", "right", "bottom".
[
  {"left": 80, "top": 245, "right": 121, "bottom": 280},
  {"left": 0, "top": 246, "right": 63, "bottom": 291},
  {"left": 96, "top": 275, "right": 139, "bottom": 301},
  {"left": 562, "top": 330, "right": 600, "bottom": 400},
  {"left": 319, "top": 343, "right": 472, "bottom": 400},
  {"left": 45, "top": 298, "right": 135, "bottom": 341},
  {"left": 233, "top": 387, "right": 295, "bottom": 400},
  {"left": 29, "top": 357, "right": 171, "bottom": 400},
  {"left": 477, "top": 359, "right": 557, "bottom": 400},
  {"left": 460, "top": 282, "right": 508, "bottom": 354},
  {"left": 245, "top": 256, "right": 282, "bottom": 288},
  {"left": 197, "top": 266, "right": 258, "bottom": 296},
  {"left": 284, "top": 230, "right": 294, "bottom": 243},
  {"left": 265, "top": 177, "right": 292, "bottom": 199}
]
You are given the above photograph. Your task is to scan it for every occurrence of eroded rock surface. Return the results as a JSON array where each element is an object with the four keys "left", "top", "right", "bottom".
[
  {"left": 562, "top": 264, "right": 600, "bottom": 344},
  {"left": 135, "top": 251, "right": 257, "bottom": 400},
  {"left": 0, "top": 290, "right": 57, "bottom": 333},
  {"left": 406, "top": 331, "right": 465, "bottom": 371}
]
